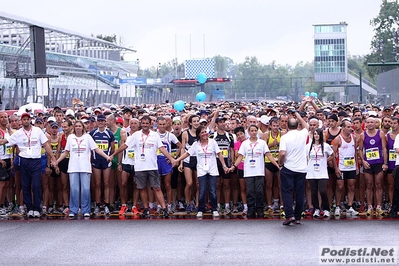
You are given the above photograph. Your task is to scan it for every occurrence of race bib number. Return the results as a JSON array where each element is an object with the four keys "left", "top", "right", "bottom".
[
  {"left": 389, "top": 150, "right": 397, "bottom": 162},
  {"left": 343, "top": 157, "right": 355, "bottom": 167},
  {"left": 115, "top": 143, "right": 119, "bottom": 150},
  {"left": 41, "top": 147, "right": 45, "bottom": 155},
  {"left": 127, "top": 150, "right": 135, "bottom": 159},
  {"left": 270, "top": 150, "right": 279, "bottom": 160},
  {"left": 96, "top": 140, "right": 109, "bottom": 151},
  {"left": 171, "top": 149, "right": 177, "bottom": 158},
  {"left": 365, "top": 148, "right": 380, "bottom": 160},
  {"left": 156, "top": 148, "right": 163, "bottom": 155},
  {"left": 221, "top": 148, "right": 229, "bottom": 158},
  {"left": 5, "top": 145, "right": 12, "bottom": 155}
]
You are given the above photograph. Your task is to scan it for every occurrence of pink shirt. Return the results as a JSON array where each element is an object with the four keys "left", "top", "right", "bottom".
[{"left": 234, "top": 141, "right": 244, "bottom": 170}]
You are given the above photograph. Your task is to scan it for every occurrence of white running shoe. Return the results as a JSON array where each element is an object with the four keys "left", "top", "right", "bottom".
[
  {"left": 196, "top": 211, "right": 203, "bottom": 218},
  {"left": 33, "top": 211, "right": 40, "bottom": 218},
  {"left": 313, "top": 209, "right": 320, "bottom": 218},
  {"left": 27, "top": 210, "right": 34, "bottom": 218},
  {"left": 323, "top": 210, "right": 330, "bottom": 218},
  {"left": 334, "top": 206, "right": 341, "bottom": 217},
  {"left": 347, "top": 207, "right": 359, "bottom": 216},
  {"left": 212, "top": 211, "right": 220, "bottom": 217}
]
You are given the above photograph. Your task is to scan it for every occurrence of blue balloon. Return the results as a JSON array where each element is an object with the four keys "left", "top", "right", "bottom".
[
  {"left": 196, "top": 92, "right": 206, "bottom": 102},
  {"left": 173, "top": 100, "right": 185, "bottom": 111},
  {"left": 305, "top": 91, "right": 310, "bottom": 97},
  {"left": 197, "top": 73, "right": 207, "bottom": 84},
  {"left": 314, "top": 93, "right": 318, "bottom": 98},
  {"left": 310, "top": 92, "right": 316, "bottom": 97}
]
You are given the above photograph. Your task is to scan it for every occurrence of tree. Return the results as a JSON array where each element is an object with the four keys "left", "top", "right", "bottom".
[
  {"left": 96, "top": 34, "right": 117, "bottom": 44},
  {"left": 365, "top": 0, "right": 399, "bottom": 79}
]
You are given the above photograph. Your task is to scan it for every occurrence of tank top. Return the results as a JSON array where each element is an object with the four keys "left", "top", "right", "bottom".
[
  {"left": 363, "top": 130, "right": 384, "bottom": 165},
  {"left": 113, "top": 127, "right": 122, "bottom": 163},
  {"left": 184, "top": 129, "right": 196, "bottom": 163},
  {"left": 387, "top": 133, "right": 396, "bottom": 170},
  {"left": 51, "top": 140, "right": 58, "bottom": 155},
  {"left": 326, "top": 128, "right": 341, "bottom": 146},
  {"left": 265, "top": 130, "right": 280, "bottom": 163},
  {"left": 60, "top": 133, "right": 70, "bottom": 158},
  {"left": 171, "top": 132, "right": 182, "bottom": 158},
  {"left": 337, "top": 135, "right": 356, "bottom": 171}
]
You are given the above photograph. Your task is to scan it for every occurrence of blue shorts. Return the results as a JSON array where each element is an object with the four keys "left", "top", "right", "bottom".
[
  {"left": 41, "top": 156, "right": 47, "bottom": 174},
  {"left": 92, "top": 158, "right": 111, "bottom": 170},
  {"left": 157, "top": 156, "right": 172, "bottom": 175}
]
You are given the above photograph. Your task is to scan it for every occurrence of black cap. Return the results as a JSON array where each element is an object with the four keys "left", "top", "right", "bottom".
[
  {"left": 97, "top": 114, "right": 106, "bottom": 121},
  {"left": 50, "top": 122, "right": 59, "bottom": 128},
  {"left": 337, "top": 111, "right": 349, "bottom": 117},
  {"left": 123, "top": 106, "right": 133, "bottom": 113},
  {"left": 384, "top": 106, "right": 392, "bottom": 111},
  {"left": 215, "top": 117, "right": 227, "bottom": 123},
  {"left": 328, "top": 114, "right": 339, "bottom": 122}
]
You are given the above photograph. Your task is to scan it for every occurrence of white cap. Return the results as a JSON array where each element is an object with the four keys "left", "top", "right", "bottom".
[
  {"left": 199, "top": 118, "right": 208, "bottom": 124},
  {"left": 48, "top": 116, "right": 56, "bottom": 123},
  {"left": 65, "top": 109, "right": 74, "bottom": 116},
  {"left": 258, "top": 115, "right": 270, "bottom": 125}
]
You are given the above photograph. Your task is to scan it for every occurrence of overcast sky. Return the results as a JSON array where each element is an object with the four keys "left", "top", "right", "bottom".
[{"left": 2, "top": 0, "right": 382, "bottom": 68}]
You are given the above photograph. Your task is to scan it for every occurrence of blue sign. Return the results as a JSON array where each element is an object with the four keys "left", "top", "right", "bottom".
[{"left": 119, "top": 78, "right": 147, "bottom": 85}]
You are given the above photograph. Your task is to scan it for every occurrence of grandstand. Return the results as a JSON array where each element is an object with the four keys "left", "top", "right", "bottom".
[{"left": 0, "top": 11, "right": 140, "bottom": 109}]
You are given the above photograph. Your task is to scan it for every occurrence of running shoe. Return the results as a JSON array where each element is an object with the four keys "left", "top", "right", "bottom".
[
  {"left": 334, "top": 206, "right": 341, "bottom": 217},
  {"left": 306, "top": 208, "right": 313, "bottom": 216},
  {"left": 242, "top": 207, "right": 248, "bottom": 216},
  {"left": 366, "top": 206, "right": 373, "bottom": 216},
  {"left": 84, "top": 213, "right": 90, "bottom": 218},
  {"left": 58, "top": 206, "right": 64, "bottom": 213},
  {"left": 376, "top": 207, "right": 385, "bottom": 216},
  {"left": 301, "top": 211, "right": 306, "bottom": 218},
  {"left": 359, "top": 204, "right": 365, "bottom": 213},
  {"left": 63, "top": 207, "right": 70, "bottom": 215},
  {"left": 313, "top": 209, "right": 320, "bottom": 218},
  {"left": 323, "top": 210, "right": 330, "bottom": 218},
  {"left": 33, "top": 211, "right": 40, "bottom": 218},
  {"left": 167, "top": 204, "right": 173, "bottom": 214},
  {"left": 192, "top": 206, "right": 198, "bottom": 214},
  {"left": 347, "top": 207, "right": 359, "bottom": 216},
  {"left": 178, "top": 201, "right": 185, "bottom": 211},
  {"left": 155, "top": 205, "right": 162, "bottom": 214},
  {"left": 27, "top": 210, "right": 34, "bottom": 218},
  {"left": 280, "top": 207, "right": 285, "bottom": 217},
  {"left": 196, "top": 211, "right": 203, "bottom": 218},
  {"left": 131, "top": 206, "right": 139, "bottom": 214},
  {"left": 94, "top": 206, "right": 100, "bottom": 215},
  {"left": 18, "top": 206, "right": 25, "bottom": 216},
  {"left": 185, "top": 205, "right": 191, "bottom": 214},
  {"left": 0, "top": 208, "right": 7, "bottom": 216},
  {"left": 42, "top": 206, "right": 47, "bottom": 215},
  {"left": 69, "top": 213, "right": 75, "bottom": 219},
  {"left": 264, "top": 206, "right": 273, "bottom": 215},
  {"left": 162, "top": 208, "right": 170, "bottom": 218},
  {"left": 48, "top": 207, "right": 53, "bottom": 214},
  {"left": 212, "top": 210, "right": 220, "bottom": 218},
  {"left": 7, "top": 202, "right": 14, "bottom": 213},
  {"left": 232, "top": 205, "right": 238, "bottom": 213},
  {"left": 141, "top": 208, "right": 150, "bottom": 218},
  {"left": 119, "top": 205, "right": 128, "bottom": 215},
  {"left": 104, "top": 206, "right": 110, "bottom": 215},
  {"left": 224, "top": 205, "right": 231, "bottom": 214}
]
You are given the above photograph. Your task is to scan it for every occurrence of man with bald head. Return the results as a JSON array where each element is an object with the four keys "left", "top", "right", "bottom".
[{"left": 278, "top": 112, "right": 309, "bottom": 225}]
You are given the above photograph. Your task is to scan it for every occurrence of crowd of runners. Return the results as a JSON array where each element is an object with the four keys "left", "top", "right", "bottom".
[{"left": 0, "top": 96, "right": 399, "bottom": 221}]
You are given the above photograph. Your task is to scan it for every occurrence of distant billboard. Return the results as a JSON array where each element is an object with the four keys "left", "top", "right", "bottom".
[{"left": 185, "top": 59, "right": 215, "bottom": 79}]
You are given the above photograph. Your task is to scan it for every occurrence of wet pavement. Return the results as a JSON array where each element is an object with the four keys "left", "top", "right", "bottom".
[{"left": 1, "top": 214, "right": 398, "bottom": 265}]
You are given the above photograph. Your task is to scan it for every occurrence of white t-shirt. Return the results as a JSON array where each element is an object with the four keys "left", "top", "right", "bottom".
[
  {"left": 0, "top": 131, "right": 12, "bottom": 160},
  {"left": 305, "top": 143, "right": 333, "bottom": 180},
  {"left": 7, "top": 126, "right": 48, "bottom": 159},
  {"left": 238, "top": 138, "right": 269, "bottom": 177},
  {"left": 187, "top": 139, "right": 220, "bottom": 177},
  {"left": 65, "top": 133, "right": 98, "bottom": 173},
  {"left": 394, "top": 134, "right": 399, "bottom": 166},
  {"left": 125, "top": 130, "right": 164, "bottom": 171},
  {"left": 279, "top": 128, "right": 308, "bottom": 173}
]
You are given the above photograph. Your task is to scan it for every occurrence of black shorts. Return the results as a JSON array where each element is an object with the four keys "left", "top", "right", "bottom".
[
  {"left": 237, "top": 169, "right": 244, "bottom": 179},
  {"left": 338, "top": 170, "right": 356, "bottom": 180},
  {"left": 122, "top": 164, "right": 135, "bottom": 176},
  {"left": 364, "top": 163, "right": 383, "bottom": 175},
  {"left": 386, "top": 169, "right": 394, "bottom": 174},
  {"left": 265, "top": 163, "right": 279, "bottom": 173},
  {"left": 58, "top": 158, "right": 69, "bottom": 174},
  {"left": 92, "top": 159, "right": 111, "bottom": 170},
  {"left": 50, "top": 166, "right": 60, "bottom": 178},
  {"left": 327, "top": 166, "right": 335, "bottom": 175},
  {"left": 183, "top": 156, "right": 197, "bottom": 171},
  {"left": 0, "top": 159, "right": 11, "bottom": 182}
]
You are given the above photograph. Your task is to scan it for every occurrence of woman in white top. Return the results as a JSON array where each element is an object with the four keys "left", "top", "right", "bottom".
[
  {"left": 177, "top": 125, "right": 227, "bottom": 218},
  {"left": 306, "top": 128, "right": 333, "bottom": 218},
  {"left": 56, "top": 121, "right": 110, "bottom": 218},
  {"left": 230, "top": 125, "right": 279, "bottom": 218}
]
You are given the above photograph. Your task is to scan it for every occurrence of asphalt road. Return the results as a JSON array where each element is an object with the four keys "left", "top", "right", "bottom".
[{"left": 1, "top": 216, "right": 398, "bottom": 265}]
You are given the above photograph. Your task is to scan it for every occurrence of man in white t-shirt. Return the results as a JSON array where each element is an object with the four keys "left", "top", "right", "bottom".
[
  {"left": 278, "top": 111, "right": 309, "bottom": 225},
  {"left": 110, "top": 116, "right": 177, "bottom": 218}
]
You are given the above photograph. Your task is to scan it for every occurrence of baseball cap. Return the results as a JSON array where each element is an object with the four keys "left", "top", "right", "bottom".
[
  {"left": 215, "top": 117, "right": 227, "bottom": 123},
  {"left": 337, "top": 111, "right": 349, "bottom": 117},
  {"left": 199, "top": 118, "right": 208, "bottom": 124},
  {"left": 35, "top": 118, "right": 43, "bottom": 124},
  {"left": 328, "top": 114, "right": 339, "bottom": 122},
  {"left": 97, "top": 114, "right": 106, "bottom": 121},
  {"left": 383, "top": 106, "right": 392, "bottom": 111},
  {"left": 48, "top": 116, "right": 56, "bottom": 123},
  {"left": 20, "top": 112, "right": 31, "bottom": 119},
  {"left": 258, "top": 115, "right": 270, "bottom": 125},
  {"left": 65, "top": 109, "right": 75, "bottom": 117},
  {"left": 116, "top": 117, "right": 124, "bottom": 124},
  {"left": 50, "top": 122, "right": 59, "bottom": 128},
  {"left": 81, "top": 119, "right": 89, "bottom": 123}
]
